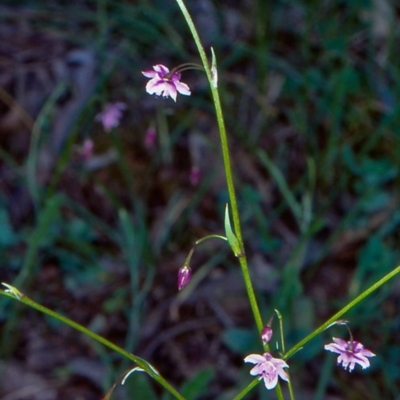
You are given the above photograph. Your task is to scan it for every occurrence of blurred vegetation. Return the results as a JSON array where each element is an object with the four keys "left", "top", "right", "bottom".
[{"left": 0, "top": 0, "right": 399, "bottom": 399}]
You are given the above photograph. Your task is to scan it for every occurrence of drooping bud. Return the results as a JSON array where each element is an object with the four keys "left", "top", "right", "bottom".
[
  {"left": 261, "top": 326, "right": 273, "bottom": 344},
  {"left": 178, "top": 265, "right": 192, "bottom": 291}
]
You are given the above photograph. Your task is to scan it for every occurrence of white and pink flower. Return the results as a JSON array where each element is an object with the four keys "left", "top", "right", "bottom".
[
  {"left": 142, "top": 64, "right": 191, "bottom": 102},
  {"left": 324, "top": 337, "right": 375, "bottom": 372},
  {"left": 244, "top": 352, "right": 289, "bottom": 390}
]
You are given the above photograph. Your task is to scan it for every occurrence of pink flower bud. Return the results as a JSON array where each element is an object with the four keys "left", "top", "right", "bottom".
[
  {"left": 261, "top": 326, "right": 273, "bottom": 344},
  {"left": 189, "top": 166, "right": 201, "bottom": 186},
  {"left": 76, "top": 139, "right": 94, "bottom": 161},
  {"left": 145, "top": 126, "right": 157, "bottom": 149},
  {"left": 178, "top": 265, "right": 192, "bottom": 291}
]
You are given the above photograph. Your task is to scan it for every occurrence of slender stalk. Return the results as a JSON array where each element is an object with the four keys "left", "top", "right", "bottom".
[
  {"left": 174, "top": 0, "right": 263, "bottom": 334},
  {"left": 232, "top": 378, "right": 259, "bottom": 400},
  {"left": 284, "top": 265, "right": 400, "bottom": 360},
  {"left": 172, "top": 1, "right": 284, "bottom": 397},
  {"left": 287, "top": 376, "right": 296, "bottom": 400},
  {"left": 0, "top": 288, "right": 185, "bottom": 400},
  {"left": 195, "top": 234, "right": 227, "bottom": 245}
]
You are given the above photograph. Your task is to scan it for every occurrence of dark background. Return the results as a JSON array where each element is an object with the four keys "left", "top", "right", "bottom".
[{"left": 1, "top": 0, "right": 400, "bottom": 399}]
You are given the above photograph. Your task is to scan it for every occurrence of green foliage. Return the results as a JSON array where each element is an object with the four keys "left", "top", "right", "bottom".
[
  {"left": 125, "top": 372, "right": 158, "bottom": 400},
  {"left": 222, "top": 328, "right": 260, "bottom": 355},
  {"left": 180, "top": 367, "right": 215, "bottom": 400},
  {"left": 1, "top": 0, "right": 400, "bottom": 398}
]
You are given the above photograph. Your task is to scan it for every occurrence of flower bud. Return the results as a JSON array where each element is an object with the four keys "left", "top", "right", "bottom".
[
  {"left": 145, "top": 126, "right": 157, "bottom": 149},
  {"left": 261, "top": 326, "right": 273, "bottom": 344},
  {"left": 177, "top": 265, "right": 192, "bottom": 291},
  {"left": 189, "top": 166, "right": 201, "bottom": 186}
]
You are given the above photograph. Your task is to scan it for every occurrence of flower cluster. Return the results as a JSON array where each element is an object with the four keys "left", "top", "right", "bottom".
[
  {"left": 244, "top": 322, "right": 375, "bottom": 391},
  {"left": 142, "top": 63, "right": 377, "bottom": 394}
]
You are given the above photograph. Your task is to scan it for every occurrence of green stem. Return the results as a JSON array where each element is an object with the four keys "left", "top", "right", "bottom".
[
  {"left": 275, "top": 310, "right": 296, "bottom": 399},
  {"left": 284, "top": 265, "right": 400, "bottom": 360},
  {"left": 0, "top": 288, "right": 185, "bottom": 400},
  {"left": 232, "top": 378, "right": 259, "bottom": 400},
  {"left": 174, "top": 0, "right": 263, "bottom": 335},
  {"left": 195, "top": 234, "right": 227, "bottom": 245},
  {"left": 174, "top": 1, "right": 282, "bottom": 397},
  {"left": 287, "top": 374, "right": 296, "bottom": 400}
]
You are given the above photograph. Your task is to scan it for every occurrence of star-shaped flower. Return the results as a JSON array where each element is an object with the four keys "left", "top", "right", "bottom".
[
  {"left": 142, "top": 64, "right": 191, "bottom": 102},
  {"left": 244, "top": 352, "right": 289, "bottom": 390},
  {"left": 324, "top": 337, "right": 375, "bottom": 372}
]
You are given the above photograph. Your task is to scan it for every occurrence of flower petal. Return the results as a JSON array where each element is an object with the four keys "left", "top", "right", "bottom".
[
  {"left": 153, "top": 64, "right": 170, "bottom": 76},
  {"left": 244, "top": 354, "right": 267, "bottom": 364},
  {"left": 142, "top": 70, "right": 157, "bottom": 78},
  {"left": 263, "top": 374, "right": 278, "bottom": 390},
  {"left": 175, "top": 81, "right": 191, "bottom": 96}
]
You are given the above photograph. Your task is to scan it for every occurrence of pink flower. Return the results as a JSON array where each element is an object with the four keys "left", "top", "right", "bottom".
[
  {"left": 142, "top": 65, "right": 191, "bottom": 102},
  {"left": 74, "top": 139, "right": 94, "bottom": 161},
  {"left": 189, "top": 166, "right": 201, "bottom": 186},
  {"left": 145, "top": 126, "right": 157, "bottom": 149},
  {"left": 96, "top": 102, "right": 126, "bottom": 132},
  {"left": 177, "top": 265, "right": 192, "bottom": 291},
  {"left": 244, "top": 352, "right": 289, "bottom": 390},
  {"left": 261, "top": 326, "right": 273, "bottom": 344},
  {"left": 324, "top": 337, "right": 375, "bottom": 372}
]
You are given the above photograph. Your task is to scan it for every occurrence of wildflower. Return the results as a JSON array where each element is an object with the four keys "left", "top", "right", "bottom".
[
  {"left": 324, "top": 337, "right": 375, "bottom": 372},
  {"left": 261, "top": 326, "right": 273, "bottom": 344},
  {"left": 96, "top": 102, "right": 126, "bottom": 132},
  {"left": 142, "top": 64, "right": 191, "bottom": 102},
  {"left": 244, "top": 352, "right": 289, "bottom": 390},
  {"left": 75, "top": 139, "right": 94, "bottom": 161},
  {"left": 189, "top": 166, "right": 200, "bottom": 186},
  {"left": 144, "top": 126, "right": 157, "bottom": 149},
  {"left": 178, "top": 264, "right": 192, "bottom": 291}
]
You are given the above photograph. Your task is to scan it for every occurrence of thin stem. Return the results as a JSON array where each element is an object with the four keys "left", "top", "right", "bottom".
[
  {"left": 169, "top": 62, "right": 204, "bottom": 76},
  {"left": 284, "top": 265, "right": 400, "bottom": 360},
  {"left": 287, "top": 375, "right": 296, "bottom": 400},
  {"left": 174, "top": 1, "right": 281, "bottom": 397},
  {"left": 0, "top": 288, "right": 185, "bottom": 400},
  {"left": 195, "top": 234, "right": 227, "bottom": 245},
  {"left": 274, "top": 309, "right": 295, "bottom": 399},
  {"left": 275, "top": 309, "right": 285, "bottom": 354},
  {"left": 232, "top": 378, "right": 260, "bottom": 400},
  {"left": 174, "top": 0, "right": 263, "bottom": 334}
]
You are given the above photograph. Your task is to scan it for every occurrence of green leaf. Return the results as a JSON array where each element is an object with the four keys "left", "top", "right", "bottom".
[
  {"left": 181, "top": 367, "right": 215, "bottom": 400},
  {"left": 210, "top": 47, "right": 218, "bottom": 88},
  {"left": 124, "top": 372, "right": 158, "bottom": 400},
  {"left": 224, "top": 204, "right": 241, "bottom": 257}
]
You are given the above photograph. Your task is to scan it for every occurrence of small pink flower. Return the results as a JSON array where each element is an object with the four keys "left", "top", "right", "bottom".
[
  {"left": 178, "top": 265, "right": 192, "bottom": 291},
  {"left": 145, "top": 126, "right": 157, "bottom": 149},
  {"left": 324, "top": 337, "right": 375, "bottom": 372},
  {"left": 244, "top": 352, "right": 289, "bottom": 390},
  {"left": 74, "top": 139, "right": 94, "bottom": 161},
  {"left": 142, "top": 64, "right": 191, "bottom": 102},
  {"left": 96, "top": 102, "right": 126, "bottom": 132},
  {"left": 189, "top": 166, "right": 201, "bottom": 186},
  {"left": 261, "top": 326, "right": 273, "bottom": 344}
]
